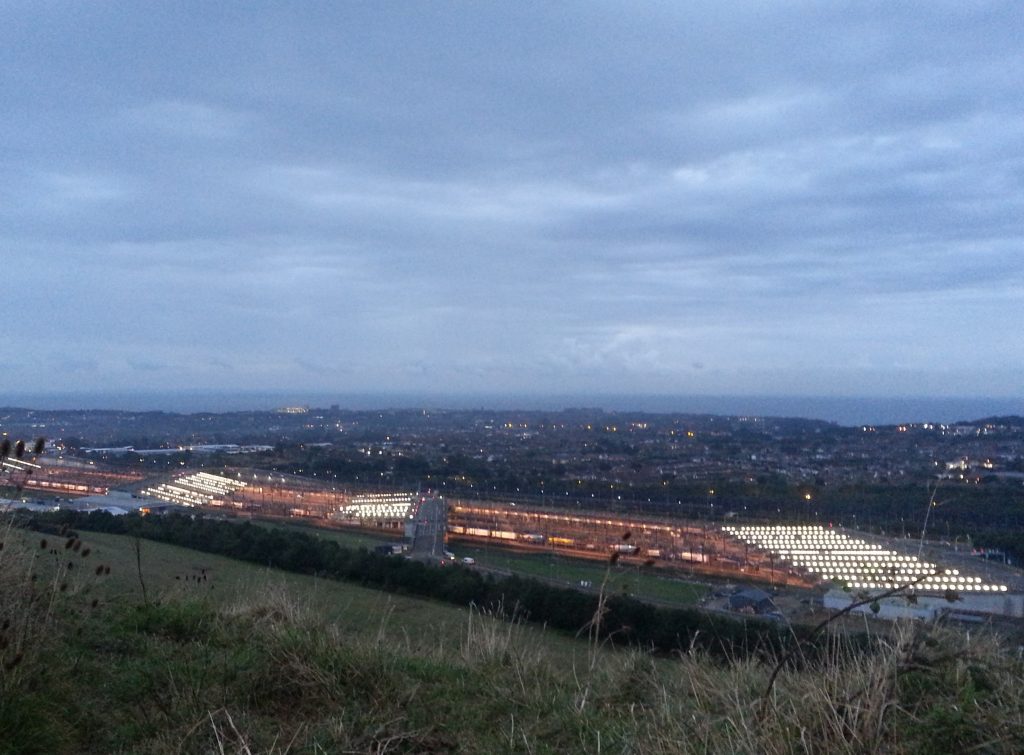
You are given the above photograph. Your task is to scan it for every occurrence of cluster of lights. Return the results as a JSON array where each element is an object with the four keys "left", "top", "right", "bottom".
[
  {"left": 182, "top": 472, "right": 248, "bottom": 496},
  {"left": 339, "top": 492, "right": 415, "bottom": 520},
  {"left": 142, "top": 472, "right": 247, "bottom": 508},
  {"left": 723, "top": 525, "right": 1008, "bottom": 594}
]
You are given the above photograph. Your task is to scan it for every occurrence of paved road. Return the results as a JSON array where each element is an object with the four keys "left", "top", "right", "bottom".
[{"left": 409, "top": 496, "right": 447, "bottom": 561}]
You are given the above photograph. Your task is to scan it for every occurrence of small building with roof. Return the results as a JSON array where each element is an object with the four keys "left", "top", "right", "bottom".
[{"left": 729, "top": 587, "right": 776, "bottom": 614}]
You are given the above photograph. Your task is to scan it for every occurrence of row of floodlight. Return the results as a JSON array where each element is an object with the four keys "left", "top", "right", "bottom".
[
  {"left": 338, "top": 502, "right": 412, "bottom": 519},
  {"left": 193, "top": 472, "right": 248, "bottom": 486},
  {"left": 181, "top": 472, "right": 248, "bottom": 496},
  {"left": 141, "top": 483, "right": 213, "bottom": 507},
  {"left": 846, "top": 581, "right": 1007, "bottom": 592},
  {"left": 349, "top": 493, "right": 415, "bottom": 505}
]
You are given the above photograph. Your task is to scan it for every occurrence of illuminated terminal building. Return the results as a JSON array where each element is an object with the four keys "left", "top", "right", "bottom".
[
  {"left": 337, "top": 492, "right": 417, "bottom": 520},
  {"left": 723, "top": 525, "right": 1023, "bottom": 619},
  {"left": 141, "top": 472, "right": 248, "bottom": 508}
]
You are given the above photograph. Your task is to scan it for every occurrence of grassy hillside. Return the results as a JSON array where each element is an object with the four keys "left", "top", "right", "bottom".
[
  {"left": 1, "top": 526, "right": 593, "bottom": 658},
  {"left": 4, "top": 521, "right": 1024, "bottom": 753}
]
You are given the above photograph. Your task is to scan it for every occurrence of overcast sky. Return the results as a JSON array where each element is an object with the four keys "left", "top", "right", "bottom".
[{"left": 2, "top": 2, "right": 1023, "bottom": 402}]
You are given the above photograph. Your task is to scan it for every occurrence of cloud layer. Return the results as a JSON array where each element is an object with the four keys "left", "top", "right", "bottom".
[{"left": 2, "top": 2, "right": 1022, "bottom": 399}]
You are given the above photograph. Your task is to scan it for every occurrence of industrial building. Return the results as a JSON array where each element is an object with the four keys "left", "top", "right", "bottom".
[{"left": 726, "top": 524, "right": 1023, "bottom": 620}]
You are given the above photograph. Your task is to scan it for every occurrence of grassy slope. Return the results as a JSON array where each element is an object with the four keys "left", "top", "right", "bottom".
[
  {"left": 3, "top": 527, "right": 592, "bottom": 657},
  {"left": 4, "top": 525, "right": 1024, "bottom": 754}
]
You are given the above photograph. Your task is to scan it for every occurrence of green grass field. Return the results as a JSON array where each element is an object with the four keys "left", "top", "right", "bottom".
[{"left": 449, "top": 541, "right": 709, "bottom": 605}]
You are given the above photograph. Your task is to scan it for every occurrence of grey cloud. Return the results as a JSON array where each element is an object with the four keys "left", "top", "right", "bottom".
[{"left": 2, "top": 2, "right": 1022, "bottom": 398}]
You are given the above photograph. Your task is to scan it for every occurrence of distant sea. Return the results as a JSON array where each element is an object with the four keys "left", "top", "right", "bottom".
[{"left": 2, "top": 392, "right": 1021, "bottom": 428}]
